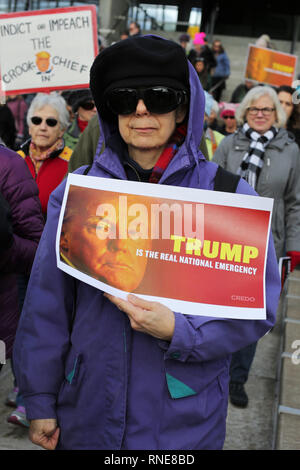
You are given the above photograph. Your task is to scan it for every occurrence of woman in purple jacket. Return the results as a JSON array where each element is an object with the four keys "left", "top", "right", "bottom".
[
  {"left": 13, "top": 36, "right": 281, "bottom": 450},
  {"left": 0, "top": 145, "right": 44, "bottom": 363}
]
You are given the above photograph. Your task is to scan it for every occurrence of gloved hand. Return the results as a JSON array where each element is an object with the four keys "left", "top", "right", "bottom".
[
  {"left": 286, "top": 251, "right": 300, "bottom": 272},
  {"left": 0, "top": 191, "right": 13, "bottom": 255}
]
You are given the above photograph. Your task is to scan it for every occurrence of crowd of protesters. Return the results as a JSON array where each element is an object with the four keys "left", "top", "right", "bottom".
[
  {"left": 180, "top": 31, "right": 300, "bottom": 408},
  {"left": 0, "top": 26, "right": 299, "bottom": 450}
]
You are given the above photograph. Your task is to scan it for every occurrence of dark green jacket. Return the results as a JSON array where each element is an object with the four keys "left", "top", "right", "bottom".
[
  {"left": 63, "top": 118, "right": 82, "bottom": 152},
  {"left": 68, "top": 115, "right": 102, "bottom": 172}
]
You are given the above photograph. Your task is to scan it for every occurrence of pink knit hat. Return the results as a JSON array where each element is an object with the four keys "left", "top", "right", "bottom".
[
  {"left": 193, "top": 32, "right": 206, "bottom": 45},
  {"left": 220, "top": 108, "right": 235, "bottom": 119},
  {"left": 219, "top": 102, "right": 239, "bottom": 118}
]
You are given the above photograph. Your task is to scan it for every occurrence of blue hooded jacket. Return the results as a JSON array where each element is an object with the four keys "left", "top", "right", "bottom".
[{"left": 13, "top": 40, "right": 280, "bottom": 450}]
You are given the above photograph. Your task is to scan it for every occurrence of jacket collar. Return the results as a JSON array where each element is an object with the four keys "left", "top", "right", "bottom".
[
  {"left": 20, "top": 138, "right": 65, "bottom": 159},
  {"left": 66, "top": 118, "right": 81, "bottom": 139}
]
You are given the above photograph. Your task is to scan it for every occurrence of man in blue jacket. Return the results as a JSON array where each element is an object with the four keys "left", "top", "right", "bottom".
[{"left": 13, "top": 35, "right": 281, "bottom": 450}]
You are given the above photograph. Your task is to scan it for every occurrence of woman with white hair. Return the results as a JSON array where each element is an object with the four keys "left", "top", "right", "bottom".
[
  {"left": 17, "top": 92, "right": 72, "bottom": 216},
  {"left": 213, "top": 85, "right": 300, "bottom": 408}
]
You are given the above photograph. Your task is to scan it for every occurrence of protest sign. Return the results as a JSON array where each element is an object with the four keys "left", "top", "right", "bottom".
[
  {"left": 0, "top": 6, "right": 98, "bottom": 96},
  {"left": 245, "top": 45, "right": 297, "bottom": 87},
  {"left": 56, "top": 174, "right": 273, "bottom": 320}
]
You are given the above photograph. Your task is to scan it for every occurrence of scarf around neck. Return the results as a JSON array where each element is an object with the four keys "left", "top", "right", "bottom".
[
  {"left": 237, "top": 122, "right": 278, "bottom": 189},
  {"left": 29, "top": 138, "right": 64, "bottom": 172},
  {"left": 77, "top": 116, "right": 89, "bottom": 133},
  {"left": 148, "top": 123, "right": 187, "bottom": 184}
]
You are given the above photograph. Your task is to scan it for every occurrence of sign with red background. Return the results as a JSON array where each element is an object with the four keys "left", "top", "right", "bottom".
[{"left": 56, "top": 174, "right": 273, "bottom": 320}]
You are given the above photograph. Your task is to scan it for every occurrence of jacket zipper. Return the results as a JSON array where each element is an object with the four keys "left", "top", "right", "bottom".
[
  {"left": 125, "top": 162, "right": 142, "bottom": 182},
  {"left": 26, "top": 155, "right": 38, "bottom": 181}
]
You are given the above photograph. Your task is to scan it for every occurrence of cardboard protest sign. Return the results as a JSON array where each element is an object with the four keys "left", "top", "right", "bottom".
[
  {"left": 0, "top": 6, "right": 98, "bottom": 96},
  {"left": 56, "top": 174, "right": 274, "bottom": 320},
  {"left": 245, "top": 45, "right": 297, "bottom": 87}
]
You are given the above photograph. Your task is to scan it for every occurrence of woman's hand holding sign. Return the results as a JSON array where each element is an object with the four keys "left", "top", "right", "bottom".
[{"left": 105, "top": 293, "right": 175, "bottom": 341}]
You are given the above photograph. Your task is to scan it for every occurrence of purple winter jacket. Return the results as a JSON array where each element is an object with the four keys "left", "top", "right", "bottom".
[
  {"left": 13, "top": 62, "right": 281, "bottom": 449},
  {"left": 0, "top": 145, "right": 44, "bottom": 358}
]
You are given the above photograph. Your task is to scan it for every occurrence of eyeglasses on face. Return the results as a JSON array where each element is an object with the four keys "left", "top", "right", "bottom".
[
  {"left": 106, "top": 87, "right": 188, "bottom": 115},
  {"left": 247, "top": 107, "right": 275, "bottom": 116},
  {"left": 31, "top": 116, "right": 59, "bottom": 127},
  {"left": 80, "top": 101, "right": 96, "bottom": 111}
]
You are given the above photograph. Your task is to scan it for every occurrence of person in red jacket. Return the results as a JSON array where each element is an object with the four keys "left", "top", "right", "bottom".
[{"left": 18, "top": 92, "right": 72, "bottom": 217}]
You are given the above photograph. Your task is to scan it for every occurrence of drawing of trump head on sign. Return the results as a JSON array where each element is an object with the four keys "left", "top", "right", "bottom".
[{"left": 35, "top": 51, "right": 53, "bottom": 74}]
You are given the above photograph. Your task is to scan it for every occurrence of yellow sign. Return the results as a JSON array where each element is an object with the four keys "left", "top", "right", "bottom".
[
  {"left": 187, "top": 26, "right": 199, "bottom": 40},
  {"left": 245, "top": 45, "right": 297, "bottom": 87}
]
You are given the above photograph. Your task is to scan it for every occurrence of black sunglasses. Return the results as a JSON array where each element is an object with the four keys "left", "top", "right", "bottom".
[
  {"left": 223, "top": 115, "right": 235, "bottom": 119},
  {"left": 106, "top": 87, "right": 188, "bottom": 115},
  {"left": 80, "top": 101, "right": 95, "bottom": 111},
  {"left": 31, "top": 116, "right": 58, "bottom": 127}
]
